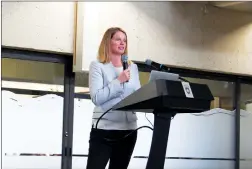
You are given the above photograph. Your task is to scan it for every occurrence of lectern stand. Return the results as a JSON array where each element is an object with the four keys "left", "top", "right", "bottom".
[
  {"left": 112, "top": 79, "right": 214, "bottom": 169},
  {"left": 146, "top": 112, "right": 175, "bottom": 169}
]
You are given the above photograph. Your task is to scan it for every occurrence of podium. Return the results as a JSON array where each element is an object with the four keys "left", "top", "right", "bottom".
[{"left": 112, "top": 79, "right": 214, "bottom": 169}]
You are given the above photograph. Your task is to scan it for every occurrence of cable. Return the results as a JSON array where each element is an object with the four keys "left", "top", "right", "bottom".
[
  {"left": 95, "top": 109, "right": 177, "bottom": 142},
  {"left": 145, "top": 113, "right": 153, "bottom": 127},
  {"left": 95, "top": 107, "right": 113, "bottom": 129},
  {"left": 95, "top": 108, "right": 154, "bottom": 142}
]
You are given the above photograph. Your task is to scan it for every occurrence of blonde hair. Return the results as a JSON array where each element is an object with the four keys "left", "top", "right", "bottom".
[{"left": 97, "top": 27, "right": 131, "bottom": 64}]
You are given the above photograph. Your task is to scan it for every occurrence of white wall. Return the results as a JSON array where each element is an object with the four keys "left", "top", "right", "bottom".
[
  {"left": 75, "top": 2, "right": 252, "bottom": 75},
  {"left": 2, "top": 2, "right": 74, "bottom": 54},
  {"left": 2, "top": 91, "right": 252, "bottom": 169}
]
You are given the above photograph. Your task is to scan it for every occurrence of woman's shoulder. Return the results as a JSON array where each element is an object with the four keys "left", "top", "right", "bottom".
[
  {"left": 90, "top": 60, "right": 102, "bottom": 66},
  {"left": 89, "top": 60, "right": 105, "bottom": 69}
]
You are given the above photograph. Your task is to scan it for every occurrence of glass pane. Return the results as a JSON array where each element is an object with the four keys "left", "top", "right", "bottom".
[
  {"left": 184, "top": 77, "right": 234, "bottom": 110},
  {"left": 74, "top": 72, "right": 89, "bottom": 94},
  {"left": 240, "top": 83, "right": 252, "bottom": 169},
  {"left": 72, "top": 71, "right": 91, "bottom": 168},
  {"left": 166, "top": 77, "right": 235, "bottom": 168},
  {"left": 139, "top": 71, "right": 151, "bottom": 86},
  {"left": 72, "top": 98, "right": 94, "bottom": 168},
  {"left": 2, "top": 58, "right": 64, "bottom": 169},
  {"left": 138, "top": 72, "right": 236, "bottom": 168},
  {"left": 139, "top": 72, "right": 236, "bottom": 110}
]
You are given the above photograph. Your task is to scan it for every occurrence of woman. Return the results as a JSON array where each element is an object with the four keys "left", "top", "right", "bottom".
[{"left": 86, "top": 27, "right": 141, "bottom": 169}]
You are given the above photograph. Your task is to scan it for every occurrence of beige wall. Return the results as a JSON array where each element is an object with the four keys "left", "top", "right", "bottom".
[
  {"left": 76, "top": 2, "right": 252, "bottom": 75},
  {"left": 2, "top": 2, "right": 252, "bottom": 75},
  {"left": 2, "top": 2, "right": 75, "bottom": 54}
]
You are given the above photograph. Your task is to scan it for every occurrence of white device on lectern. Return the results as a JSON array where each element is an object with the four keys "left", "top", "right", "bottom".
[{"left": 149, "top": 70, "right": 180, "bottom": 82}]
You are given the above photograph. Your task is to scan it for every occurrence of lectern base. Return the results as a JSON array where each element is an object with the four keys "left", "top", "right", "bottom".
[{"left": 146, "top": 112, "right": 175, "bottom": 169}]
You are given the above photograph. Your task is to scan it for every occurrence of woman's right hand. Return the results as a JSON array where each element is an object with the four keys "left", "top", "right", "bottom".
[{"left": 117, "top": 69, "right": 130, "bottom": 83}]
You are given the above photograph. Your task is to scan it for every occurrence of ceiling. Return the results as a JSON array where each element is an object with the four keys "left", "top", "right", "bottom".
[{"left": 208, "top": 1, "right": 252, "bottom": 13}]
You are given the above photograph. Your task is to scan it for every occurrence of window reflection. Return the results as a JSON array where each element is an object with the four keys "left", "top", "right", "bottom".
[
  {"left": 240, "top": 83, "right": 252, "bottom": 168},
  {"left": 137, "top": 71, "right": 235, "bottom": 110},
  {"left": 240, "top": 84, "right": 252, "bottom": 113},
  {"left": 185, "top": 77, "right": 234, "bottom": 110}
]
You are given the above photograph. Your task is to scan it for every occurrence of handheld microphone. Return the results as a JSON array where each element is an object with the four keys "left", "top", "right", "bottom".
[
  {"left": 145, "top": 59, "right": 170, "bottom": 71},
  {"left": 122, "top": 55, "right": 129, "bottom": 82},
  {"left": 122, "top": 55, "right": 128, "bottom": 70}
]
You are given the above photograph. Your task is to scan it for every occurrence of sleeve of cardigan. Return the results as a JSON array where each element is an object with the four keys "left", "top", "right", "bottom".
[{"left": 89, "top": 61, "right": 124, "bottom": 106}]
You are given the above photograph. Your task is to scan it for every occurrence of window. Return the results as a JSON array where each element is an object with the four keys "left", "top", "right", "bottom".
[
  {"left": 75, "top": 72, "right": 89, "bottom": 94},
  {"left": 184, "top": 77, "right": 235, "bottom": 110},
  {"left": 138, "top": 70, "right": 237, "bottom": 167},
  {"left": 2, "top": 58, "right": 65, "bottom": 169}
]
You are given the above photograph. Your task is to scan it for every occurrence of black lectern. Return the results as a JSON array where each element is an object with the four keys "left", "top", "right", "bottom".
[{"left": 112, "top": 79, "right": 214, "bottom": 169}]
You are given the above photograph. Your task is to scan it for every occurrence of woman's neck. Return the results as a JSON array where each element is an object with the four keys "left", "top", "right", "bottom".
[{"left": 110, "top": 54, "right": 122, "bottom": 67}]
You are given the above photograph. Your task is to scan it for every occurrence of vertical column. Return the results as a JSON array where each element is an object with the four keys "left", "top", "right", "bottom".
[
  {"left": 234, "top": 78, "right": 241, "bottom": 169},
  {"left": 61, "top": 58, "right": 75, "bottom": 169}
]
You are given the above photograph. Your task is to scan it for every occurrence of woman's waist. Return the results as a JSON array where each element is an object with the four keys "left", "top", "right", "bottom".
[
  {"left": 93, "top": 109, "right": 134, "bottom": 114},
  {"left": 92, "top": 106, "right": 137, "bottom": 122},
  {"left": 92, "top": 119, "right": 138, "bottom": 130},
  {"left": 93, "top": 105, "right": 134, "bottom": 114}
]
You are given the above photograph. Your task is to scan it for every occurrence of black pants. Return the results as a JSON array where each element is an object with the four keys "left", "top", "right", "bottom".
[{"left": 86, "top": 128, "right": 137, "bottom": 169}]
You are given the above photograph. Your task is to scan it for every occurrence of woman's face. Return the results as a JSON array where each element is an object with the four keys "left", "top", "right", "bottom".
[{"left": 110, "top": 31, "right": 127, "bottom": 55}]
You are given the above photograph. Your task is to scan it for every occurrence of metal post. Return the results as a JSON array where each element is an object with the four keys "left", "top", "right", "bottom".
[
  {"left": 61, "top": 58, "right": 75, "bottom": 169},
  {"left": 234, "top": 78, "right": 241, "bottom": 169}
]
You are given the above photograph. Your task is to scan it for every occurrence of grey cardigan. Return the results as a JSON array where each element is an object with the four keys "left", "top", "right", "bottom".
[{"left": 89, "top": 60, "right": 141, "bottom": 123}]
